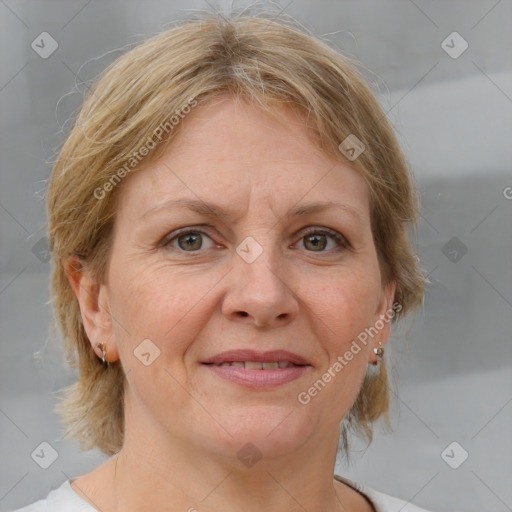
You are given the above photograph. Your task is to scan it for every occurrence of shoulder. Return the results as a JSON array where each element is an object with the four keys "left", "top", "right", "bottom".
[
  {"left": 8, "top": 480, "right": 96, "bottom": 512},
  {"left": 334, "top": 474, "right": 437, "bottom": 512}
]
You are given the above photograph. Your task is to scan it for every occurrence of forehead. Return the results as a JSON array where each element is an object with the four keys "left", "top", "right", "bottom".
[{"left": 115, "top": 97, "right": 371, "bottom": 224}]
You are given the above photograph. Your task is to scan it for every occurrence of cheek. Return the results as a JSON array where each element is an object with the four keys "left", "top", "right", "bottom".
[
  {"left": 108, "top": 262, "right": 221, "bottom": 356},
  {"left": 107, "top": 264, "right": 210, "bottom": 412},
  {"left": 306, "top": 281, "right": 378, "bottom": 415},
  {"left": 309, "top": 269, "right": 381, "bottom": 343}
]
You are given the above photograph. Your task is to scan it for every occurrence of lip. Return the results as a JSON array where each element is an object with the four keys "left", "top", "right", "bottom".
[
  {"left": 202, "top": 349, "right": 310, "bottom": 366},
  {"left": 203, "top": 364, "right": 310, "bottom": 389},
  {"left": 201, "top": 349, "right": 311, "bottom": 390}
]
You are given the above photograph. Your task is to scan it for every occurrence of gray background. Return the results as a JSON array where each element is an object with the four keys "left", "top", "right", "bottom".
[{"left": 1, "top": 1, "right": 511, "bottom": 511}]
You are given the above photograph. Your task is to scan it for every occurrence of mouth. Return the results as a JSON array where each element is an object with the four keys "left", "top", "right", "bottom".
[
  {"left": 203, "top": 360, "right": 306, "bottom": 369},
  {"left": 201, "top": 350, "right": 311, "bottom": 389},
  {"left": 202, "top": 349, "right": 311, "bottom": 367}
]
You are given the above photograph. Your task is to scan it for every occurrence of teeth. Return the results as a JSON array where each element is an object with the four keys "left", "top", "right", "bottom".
[
  {"left": 215, "top": 361, "right": 296, "bottom": 369},
  {"left": 245, "top": 361, "right": 263, "bottom": 370}
]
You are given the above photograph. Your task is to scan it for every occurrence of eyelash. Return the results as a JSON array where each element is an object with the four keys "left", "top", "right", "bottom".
[{"left": 160, "top": 226, "right": 349, "bottom": 254}]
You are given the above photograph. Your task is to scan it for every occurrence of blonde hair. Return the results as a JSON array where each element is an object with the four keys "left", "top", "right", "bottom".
[{"left": 47, "top": 9, "right": 424, "bottom": 458}]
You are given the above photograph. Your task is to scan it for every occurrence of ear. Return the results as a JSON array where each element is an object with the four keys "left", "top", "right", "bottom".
[
  {"left": 369, "top": 280, "right": 397, "bottom": 362},
  {"left": 64, "top": 256, "right": 119, "bottom": 363}
]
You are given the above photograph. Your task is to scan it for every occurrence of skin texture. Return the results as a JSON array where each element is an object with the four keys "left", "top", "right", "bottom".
[{"left": 66, "top": 97, "right": 395, "bottom": 512}]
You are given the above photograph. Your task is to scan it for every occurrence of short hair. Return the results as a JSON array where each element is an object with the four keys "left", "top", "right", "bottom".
[{"left": 47, "top": 9, "right": 424, "bottom": 458}]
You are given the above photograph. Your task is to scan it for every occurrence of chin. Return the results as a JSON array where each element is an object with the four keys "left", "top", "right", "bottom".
[{"left": 195, "top": 408, "right": 315, "bottom": 461}]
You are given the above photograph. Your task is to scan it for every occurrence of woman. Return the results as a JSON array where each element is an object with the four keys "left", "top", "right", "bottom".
[{"left": 13, "top": 10, "right": 435, "bottom": 512}]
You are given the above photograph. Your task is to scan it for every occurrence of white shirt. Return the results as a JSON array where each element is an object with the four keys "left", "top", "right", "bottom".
[{"left": 10, "top": 474, "right": 434, "bottom": 512}]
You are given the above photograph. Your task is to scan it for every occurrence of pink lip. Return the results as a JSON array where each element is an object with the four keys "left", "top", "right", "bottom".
[
  {"left": 203, "top": 364, "right": 310, "bottom": 389},
  {"left": 201, "top": 349, "right": 311, "bottom": 389},
  {"left": 202, "top": 349, "right": 310, "bottom": 366}
]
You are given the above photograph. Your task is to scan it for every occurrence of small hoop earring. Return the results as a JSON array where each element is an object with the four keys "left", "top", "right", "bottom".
[
  {"left": 372, "top": 342, "right": 384, "bottom": 366},
  {"left": 95, "top": 343, "right": 108, "bottom": 366}
]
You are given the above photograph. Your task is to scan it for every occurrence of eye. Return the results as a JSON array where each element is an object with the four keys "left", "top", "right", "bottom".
[
  {"left": 161, "top": 229, "right": 215, "bottom": 252},
  {"left": 160, "top": 226, "right": 349, "bottom": 254},
  {"left": 297, "top": 228, "right": 348, "bottom": 252}
]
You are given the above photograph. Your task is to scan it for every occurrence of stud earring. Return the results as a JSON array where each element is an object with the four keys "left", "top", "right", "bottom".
[{"left": 372, "top": 342, "right": 384, "bottom": 365}]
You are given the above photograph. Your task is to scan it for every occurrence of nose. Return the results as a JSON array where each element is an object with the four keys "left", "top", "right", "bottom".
[{"left": 221, "top": 244, "right": 299, "bottom": 329}]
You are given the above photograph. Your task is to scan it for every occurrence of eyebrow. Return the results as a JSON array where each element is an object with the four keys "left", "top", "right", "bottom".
[{"left": 141, "top": 198, "right": 364, "bottom": 225}]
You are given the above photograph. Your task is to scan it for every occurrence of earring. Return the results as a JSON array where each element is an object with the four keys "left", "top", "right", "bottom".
[
  {"left": 372, "top": 342, "right": 384, "bottom": 366},
  {"left": 95, "top": 343, "right": 108, "bottom": 365}
]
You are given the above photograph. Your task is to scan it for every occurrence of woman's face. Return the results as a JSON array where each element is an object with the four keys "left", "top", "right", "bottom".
[{"left": 85, "top": 97, "right": 394, "bottom": 460}]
